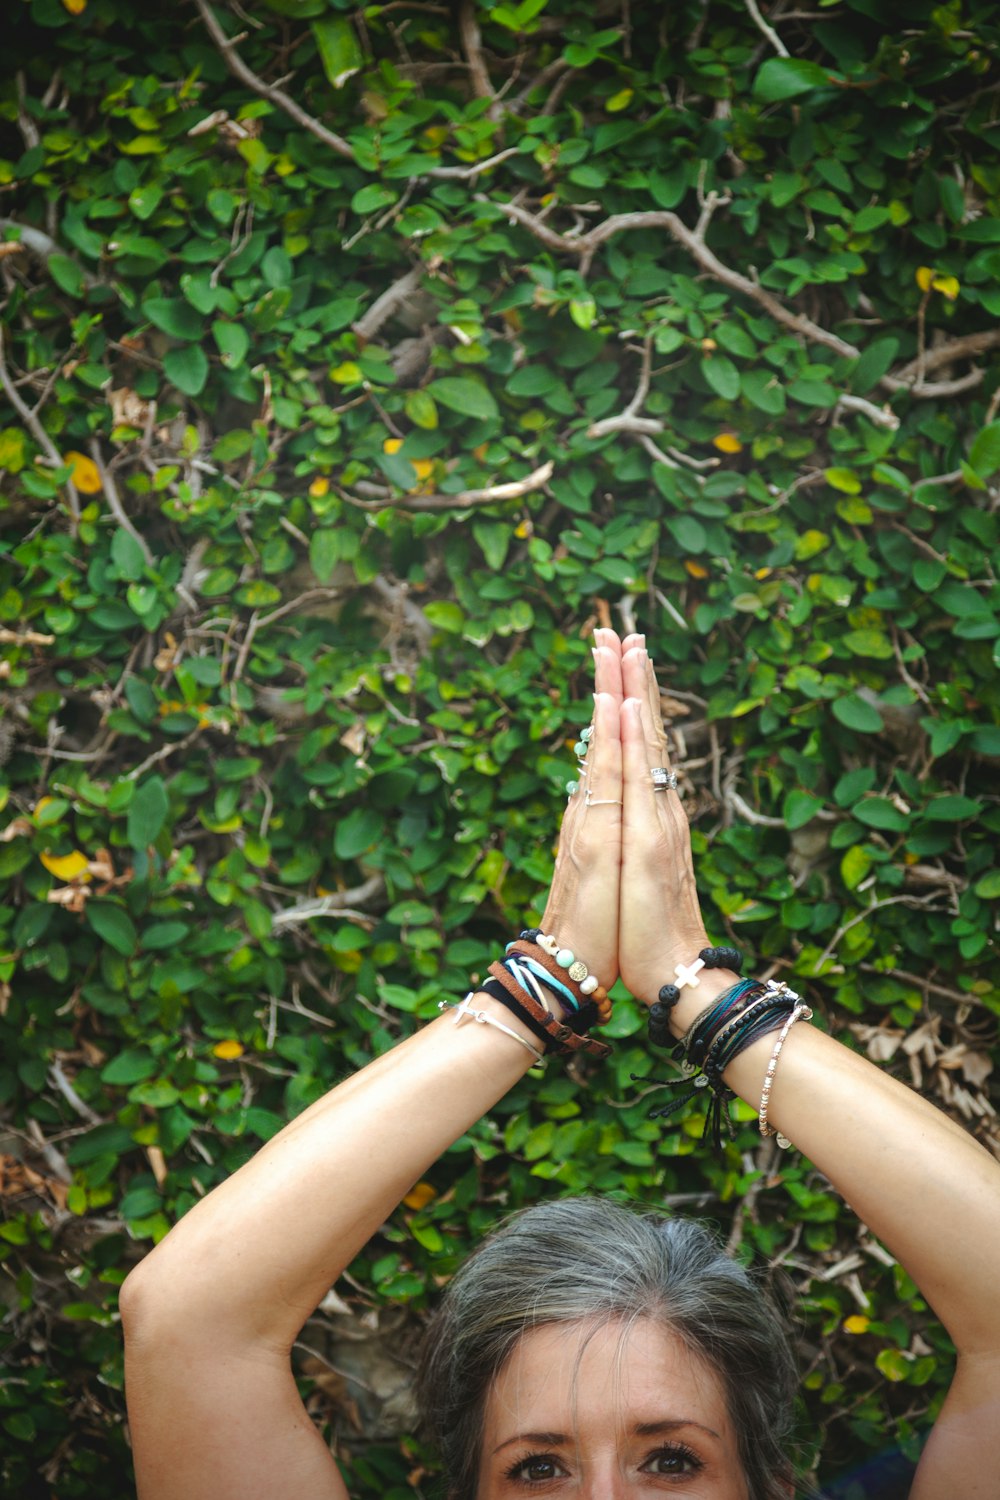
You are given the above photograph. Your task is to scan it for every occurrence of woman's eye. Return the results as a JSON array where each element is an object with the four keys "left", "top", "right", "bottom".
[
  {"left": 643, "top": 1445, "right": 702, "bottom": 1476},
  {"left": 506, "top": 1454, "right": 565, "bottom": 1483}
]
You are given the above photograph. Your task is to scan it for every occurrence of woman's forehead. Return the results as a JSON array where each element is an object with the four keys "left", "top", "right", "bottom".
[{"left": 485, "top": 1315, "right": 732, "bottom": 1431}]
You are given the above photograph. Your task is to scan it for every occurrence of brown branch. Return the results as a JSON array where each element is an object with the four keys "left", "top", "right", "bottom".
[
  {"left": 352, "top": 267, "right": 425, "bottom": 341},
  {"left": 0, "top": 216, "right": 98, "bottom": 290},
  {"left": 887, "top": 328, "right": 1000, "bottom": 385},
  {"left": 459, "top": 0, "right": 497, "bottom": 116},
  {"left": 482, "top": 198, "right": 861, "bottom": 359},
  {"left": 339, "top": 458, "right": 554, "bottom": 512},
  {"left": 195, "top": 0, "right": 518, "bottom": 182},
  {"left": 0, "top": 325, "right": 80, "bottom": 527},
  {"left": 88, "top": 442, "right": 154, "bottom": 568},
  {"left": 194, "top": 0, "right": 356, "bottom": 161}
]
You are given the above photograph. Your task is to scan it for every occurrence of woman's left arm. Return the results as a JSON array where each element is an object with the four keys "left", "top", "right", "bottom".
[{"left": 614, "top": 641, "right": 1000, "bottom": 1499}]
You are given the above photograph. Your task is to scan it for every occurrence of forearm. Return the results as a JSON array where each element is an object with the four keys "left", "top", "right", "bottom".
[
  {"left": 122, "top": 995, "right": 537, "bottom": 1351},
  {"left": 670, "top": 976, "right": 1000, "bottom": 1355}
]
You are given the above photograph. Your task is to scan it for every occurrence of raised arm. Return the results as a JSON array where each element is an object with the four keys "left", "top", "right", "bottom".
[
  {"left": 119, "top": 636, "right": 630, "bottom": 1500},
  {"left": 614, "top": 637, "right": 1000, "bottom": 1500}
]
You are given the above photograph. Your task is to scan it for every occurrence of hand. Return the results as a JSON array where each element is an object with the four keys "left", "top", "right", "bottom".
[
  {"left": 616, "top": 639, "right": 710, "bottom": 1007},
  {"left": 538, "top": 629, "right": 640, "bottom": 992}
]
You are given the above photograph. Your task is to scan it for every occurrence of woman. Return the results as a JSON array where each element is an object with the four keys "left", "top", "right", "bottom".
[{"left": 120, "top": 630, "right": 1000, "bottom": 1498}]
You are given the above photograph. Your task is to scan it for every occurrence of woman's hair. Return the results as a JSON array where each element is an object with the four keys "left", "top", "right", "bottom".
[{"left": 416, "top": 1196, "right": 798, "bottom": 1500}]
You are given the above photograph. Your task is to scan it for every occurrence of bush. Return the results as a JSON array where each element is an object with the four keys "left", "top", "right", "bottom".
[{"left": 2, "top": 0, "right": 999, "bottom": 1493}]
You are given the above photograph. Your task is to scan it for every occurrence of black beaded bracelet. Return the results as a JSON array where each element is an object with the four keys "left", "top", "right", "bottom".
[{"left": 647, "top": 945, "right": 744, "bottom": 1048}]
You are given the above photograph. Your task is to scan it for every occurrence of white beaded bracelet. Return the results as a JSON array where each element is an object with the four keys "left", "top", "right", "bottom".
[
  {"left": 758, "top": 1002, "right": 812, "bottom": 1148},
  {"left": 439, "top": 994, "right": 545, "bottom": 1064}
]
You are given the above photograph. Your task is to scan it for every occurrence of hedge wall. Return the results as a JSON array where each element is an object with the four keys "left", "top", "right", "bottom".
[{"left": 2, "top": 0, "right": 1000, "bottom": 1494}]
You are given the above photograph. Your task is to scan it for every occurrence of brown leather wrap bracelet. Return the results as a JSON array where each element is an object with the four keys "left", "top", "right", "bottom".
[{"left": 486, "top": 959, "right": 613, "bottom": 1059}]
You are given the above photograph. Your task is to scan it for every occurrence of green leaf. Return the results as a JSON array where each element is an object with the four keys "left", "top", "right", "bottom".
[
  {"left": 48, "top": 254, "right": 84, "bottom": 297},
  {"left": 973, "top": 870, "right": 1000, "bottom": 899},
  {"left": 143, "top": 297, "right": 203, "bottom": 341},
  {"left": 427, "top": 377, "right": 499, "bottom": 422},
  {"left": 850, "top": 336, "right": 899, "bottom": 394},
  {"left": 840, "top": 844, "right": 872, "bottom": 890},
  {"left": 742, "top": 368, "right": 785, "bottom": 414},
  {"left": 312, "top": 16, "right": 365, "bottom": 88},
  {"left": 163, "top": 345, "right": 209, "bottom": 397},
  {"left": 753, "top": 57, "right": 839, "bottom": 102},
  {"left": 832, "top": 695, "right": 883, "bottom": 733},
  {"left": 86, "top": 901, "right": 139, "bottom": 956},
  {"left": 922, "top": 795, "right": 982, "bottom": 822},
  {"left": 405, "top": 389, "right": 438, "bottom": 429},
  {"left": 842, "top": 629, "right": 893, "bottom": 659},
  {"left": 127, "top": 776, "right": 169, "bottom": 849},
  {"left": 100, "top": 1049, "right": 157, "bottom": 1085},
  {"left": 351, "top": 183, "right": 398, "bottom": 215},
  {"left": 334, "top": 806, "right": 382, "bottom": 861},
  {"left": 111, "top": 527, "right": 147, "bottom": 581},
  {"left": 853, "top": 797, "right": 909, "bottom": 831},
  {"left": 310, "top": 529, "right": 341, "bottom": 583},
  {"left": 666, "top": 515, "right": 707, "bottom": 553},
  {"left": 212, "top": 320, "right": 250, "bottom": 370},
  {"left": 784, "top": 789, "right": 824, "bottom": 830},
  {"left": 700, "top": 353, "right": 740, "bottom": 400},
  {"left": 969, "top": 422, "right": 1000, "bottom": 478},
  {"left": 825, "top": 467, "right": 861, "bottom": 494}
]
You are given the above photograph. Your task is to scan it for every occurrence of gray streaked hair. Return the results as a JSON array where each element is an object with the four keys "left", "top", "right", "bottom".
[{"left": 416, "top": 1196, "right": 798, "bottom": 1500}]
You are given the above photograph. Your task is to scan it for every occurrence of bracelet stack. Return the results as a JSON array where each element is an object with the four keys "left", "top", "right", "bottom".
[
  {"left": 441, "top": 927, "right": 614, "bottom": 1060},
  {"left": 638, "top": 962, "right": 811, "bottom": 1149}
]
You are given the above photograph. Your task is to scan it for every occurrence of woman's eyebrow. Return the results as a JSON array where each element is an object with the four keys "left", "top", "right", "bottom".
[
  {"left": 493, "top": 1418, "right": 721, "bottom": 1455},
  {"left": 634, "top": 1417, "right": 721, "bottom": 1441},
  {"left": 492, "top": 1430, "right": 568, "bottom": 1455}
]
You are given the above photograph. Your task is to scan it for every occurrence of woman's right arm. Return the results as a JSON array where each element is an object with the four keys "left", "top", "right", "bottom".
[
  {"left": 615, "top": 644, "right": 1000, "bottom": 1500},
  {"left": 120, "top": 640, "right": 629, "bottom": 1500}
]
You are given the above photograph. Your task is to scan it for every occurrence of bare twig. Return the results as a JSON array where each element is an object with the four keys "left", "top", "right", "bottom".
[
  {"left": 459, "top": 0, "right": 497, "bottom": 116},
  {"left": 0, "top": 627, "right": 56, "bottom": 646},
  {"left": 339, "top": 458, "right": 554, "bottom": 512},
  {"left": 0, "top": 325, "right": 80, "bottom": 526},
  {"left": 483, "top": 198, "right": 860, "bottom": 359},
  {"left": 835, "top": 392, "right": 900, "bottom": 430},
  {"left": 353, "top": 267, "right": 424, "bottom": 341},
  {"left": 88, "top": 441, "right": 154, "bottom": 568},
  {"left": 889, "top": 328, "right": 1000, "bottom": 384},
  {"left": 194, "top": 0, "right": 355, "bottom": 160},
  {"left": 271, "top": 873, "right": 385, "bottom": 928},
  {"left": 743, "top": 0, "right": 790, "bottom": 55},
  {"left": 0, "top": 217, "right": 99, "bottom": 289}
]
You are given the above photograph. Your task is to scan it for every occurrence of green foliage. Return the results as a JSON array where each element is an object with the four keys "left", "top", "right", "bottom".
[{"left": 2, "top": 0, "right": 1000, "bottom": 1494}]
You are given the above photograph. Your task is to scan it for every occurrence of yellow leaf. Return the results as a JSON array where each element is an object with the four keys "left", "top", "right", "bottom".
[
  {"left": 915, "top": 265, "right": 935, "bottom": 292},
  {"left": 383, "top": 437, "right": 404, "bottom": 454},
  {"left": 754, "top": 567, "right": 772, "bottom": 580},
  {"left": 605, "top": 87, "right": 633, "bottom": 113},
  {"left": 515, "top": 519, "right": 532, "bottom": 539},
  {"left": 684, "top": 560, "right": 709, "bottom": 579},
  {"left": 61, "top": 0, "right": 86, "bottom": 12},
  {"left": 309, "top": 476, "right": 330, "bottom": 498},
  {"left": 412, "top": 458, "right": 434, "bottom": 480},
  {"left": 422, "top": 125, "right": 449, "bottom": 147},
  {"left": 330, "top": 362, "right": 362, "bottom": 384},
  {"left": 843, "top": 1315, "right": 870, "bottom": 1335},
  {"left": 213, "top": 1039, "right": 244, "bottom": 1060},
  {"left": 403, "top": 1180, "right": 436, "bottom": 1211},
  {"left": 40, "top": 850, "right": 91, "bottom": 881},
  {"left": 64, "top": 450, "right": 102, "bottom": 494},
  {"left": 712, "top": 432, "right": 743, "bottom": 454},
  {"left": 931, "top": 274, "right": 960, "bottom": 300}
]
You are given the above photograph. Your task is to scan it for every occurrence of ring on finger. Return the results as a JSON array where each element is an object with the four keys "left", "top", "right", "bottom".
[{"left": 650, "top": 766, "right": 678, "bottom": 791}]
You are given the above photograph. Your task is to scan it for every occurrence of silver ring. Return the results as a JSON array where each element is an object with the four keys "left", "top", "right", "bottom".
[{"left": 650, "top": 767, "right": 678, "bottom": 791}]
